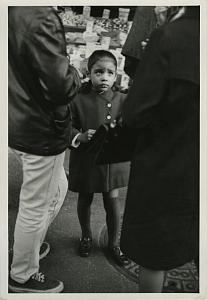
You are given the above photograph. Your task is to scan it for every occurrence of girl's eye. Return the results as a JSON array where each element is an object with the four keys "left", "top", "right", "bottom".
[
  {"left": 93, "top": 69, "right": 115, "bottom": 75},
  {"left": 95, "top": 71, "right": 103, "bottom": 75}
]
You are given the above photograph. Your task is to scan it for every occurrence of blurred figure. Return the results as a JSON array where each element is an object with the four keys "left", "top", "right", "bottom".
[
  {"left": 120, "top": 6, "right": 199, "bottom": 292},
  {"left": 122, "top": 6, "right": 157, "bottom": 78},
  {"left": 8, "top": 6, "right": 80, "bottom": 293},
  {"left": 122, "top": 6, "right": 183, "bottom": 78}
]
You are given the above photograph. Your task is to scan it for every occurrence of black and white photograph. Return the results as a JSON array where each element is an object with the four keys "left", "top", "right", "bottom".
[{"left": 0, "top": 1, "right": 206, "bottom": 298}]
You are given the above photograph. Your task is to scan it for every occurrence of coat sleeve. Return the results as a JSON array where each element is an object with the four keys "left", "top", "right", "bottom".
[
  {"left": 69, "top": 99, "right": 82, "bottom": 142},
  {"left": 122, "top": 6, "right": 157, "bottom": 60},
  {"left": 23, "top": 8, "right": 81, "bottom": 106},
  {"left": 122, "top": 26, "right": 170, "bottom": 128}
]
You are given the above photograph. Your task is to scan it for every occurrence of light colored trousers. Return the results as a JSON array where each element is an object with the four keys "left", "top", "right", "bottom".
[{"left": 10, "top": 149, "right": 68, "bottom": 283}]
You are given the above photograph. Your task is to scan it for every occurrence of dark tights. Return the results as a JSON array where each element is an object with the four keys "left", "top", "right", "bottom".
[
  {"left": 77, "top": 193, "right": 93, "bottom": 238},
  {"left": 77, "top": 190, "right": 121, "bottom": 248},
  {"left": 102, "top": 192, "right": 121, "bottom": 248}
]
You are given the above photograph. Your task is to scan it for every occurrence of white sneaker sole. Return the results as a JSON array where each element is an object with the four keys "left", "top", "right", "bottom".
[{"left": 8, "top": 281, "right": 64, "bottom": 293}]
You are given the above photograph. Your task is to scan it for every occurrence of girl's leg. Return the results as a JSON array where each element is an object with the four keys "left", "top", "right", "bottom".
[
  {"left": 77, "top": 192, "right": 94, "bottom": 239},
  {"left": 102, "top": 189, "right": 129, "bottom": 266},
  {"left": 77, "top": 192, "right": 94, "bottom": 257},
  {"left": 139, "top": 266, "right": 165, "bottom": 293},
  {"left": 102, "top": 189, "right": 120, "bottom": 248}
]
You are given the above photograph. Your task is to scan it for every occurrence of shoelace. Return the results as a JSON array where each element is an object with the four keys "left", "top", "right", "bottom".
[{"left": 31, "top": 272, "right": 45, "bottom": 283}]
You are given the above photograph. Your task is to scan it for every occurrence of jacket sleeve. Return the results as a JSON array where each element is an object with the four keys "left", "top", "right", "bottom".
[
  {"left": 122, "top": 6, "right": 157, "bottom": 60},
  {"left": 69, "top": 99, "right": 82, "bottom": 143},
  {"left": 23, "top": 8, "right": 81, "bottom": 106},
  {"left": 122, "top": 26, "right": 170, "bottom": 128}
]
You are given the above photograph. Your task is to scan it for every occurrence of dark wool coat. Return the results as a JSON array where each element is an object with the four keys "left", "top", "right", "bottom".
[
  {"left": 122, "top": 7, "right": 157, "bottom": 78},
  {"left": 120, "top": 8, "right": 199, "bottom": 270},
  {"left": 68, "top": 89, "right": 130, "bottom": 193},
  {"left": 122, "top": 6, "right": 157, "bottom": 61}
]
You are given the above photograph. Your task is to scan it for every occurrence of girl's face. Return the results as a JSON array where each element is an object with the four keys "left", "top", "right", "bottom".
[{"left": 89, "top": 57, "right": 117, "bottom": 93}]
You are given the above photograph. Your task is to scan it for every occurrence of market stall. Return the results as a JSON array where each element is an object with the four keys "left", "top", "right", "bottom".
[{"left": 58, "top": 6, "right": 135, "bottom": 91}]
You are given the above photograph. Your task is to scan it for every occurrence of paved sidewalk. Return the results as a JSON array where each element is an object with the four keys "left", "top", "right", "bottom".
[
  {"left": 8, "top": 150, "right": 139, "bottom": 293},
  {"left": 8, "top": 149, "right": 198, "bottom": 294}
]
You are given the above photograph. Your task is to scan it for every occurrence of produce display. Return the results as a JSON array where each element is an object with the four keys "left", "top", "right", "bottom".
[
  {"left": 59, "top": 7, "right": 130, "bottom": 90},
  {"left": 59, "top": 12, "right": 86, "bottom": 27},
  {"left": 94, "top": 18, "right": 130, "bottom": 33},
  {"left": 60, "top": 11, "right": 131, "bottom": 33}
]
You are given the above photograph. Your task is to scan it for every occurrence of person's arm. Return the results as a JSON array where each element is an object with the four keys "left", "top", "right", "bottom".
[
  {"left": 123, "top": 56, "right": 140, "bottom": 79},
  {"left": 69, "top": 101, "right": 96, "bottom": 148},
  {"left": 69, "top": 100, "right": 82, "bottom": 145},
  {"left": 122, "top": 7, "right": 157, "bottom": 61},
  {"left": 122, "top": 26, "right": 170, "bottom": 128},
  {"left": 24, "top": 8, "right": 81, "bottom": 106}
]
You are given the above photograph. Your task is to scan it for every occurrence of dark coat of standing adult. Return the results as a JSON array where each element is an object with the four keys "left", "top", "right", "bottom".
[
  {"left": 121, "top": 6, "right": 157, "bottom": 78},
  {"left": 120, "top": 7, "right": 199, "bottom": 270},
  {"left": 68, "top": 88, "right": 130, "bottom": 193},
  {"left": 9, "top": 7, "right": 80, "bottom": 156}
]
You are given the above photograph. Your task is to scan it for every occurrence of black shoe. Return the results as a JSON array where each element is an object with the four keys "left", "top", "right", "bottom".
[
  {"left": 109, "top": 246, "right": 130, "bottom": 266},
  {"left": 79, "top": 237, "right": 92, "bottom": 257},
  {"left": 9, "top": 272, "right": 64, "bottom": 293},
  {"left": 39, "top": 242, "right": 50, "bottom": 260}
]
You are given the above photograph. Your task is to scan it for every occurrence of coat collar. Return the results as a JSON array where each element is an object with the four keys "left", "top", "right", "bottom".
[{"left": 92, "top": 88, "right": 114, "bottom": 102}]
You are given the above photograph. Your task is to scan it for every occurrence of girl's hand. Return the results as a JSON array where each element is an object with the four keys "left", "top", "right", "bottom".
[{"left": 77, "top": 129, "right": 96, "bottom": 143}]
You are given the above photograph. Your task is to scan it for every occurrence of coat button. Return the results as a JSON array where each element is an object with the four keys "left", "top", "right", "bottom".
[
  {"left": 107, "top": 103, "right": 112, "bottom": 108},
  {"left": 107, "top": 115, "right": 111, "bottom": 120}
]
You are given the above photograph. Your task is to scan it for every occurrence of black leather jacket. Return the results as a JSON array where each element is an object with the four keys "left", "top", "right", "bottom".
[{"left": 9, "top": 7, "right": 81, "bottom": 155}]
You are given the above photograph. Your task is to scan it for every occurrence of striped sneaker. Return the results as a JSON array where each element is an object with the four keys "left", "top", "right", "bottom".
[{"left": 9, "top": 272, "right": 64, "bottom": 293}]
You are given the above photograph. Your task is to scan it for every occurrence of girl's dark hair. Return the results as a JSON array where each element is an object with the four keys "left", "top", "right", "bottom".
[{"left": 87, "top": 50, "right": 117, "bottom": 73}]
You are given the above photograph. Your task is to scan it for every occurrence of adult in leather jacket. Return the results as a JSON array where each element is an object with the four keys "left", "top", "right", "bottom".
[
  {"left": 8, "top": 7, "right": 80, "bottom": 293},
  {"left": 9, "top": 6, "right": 80, "bottom": 155}
]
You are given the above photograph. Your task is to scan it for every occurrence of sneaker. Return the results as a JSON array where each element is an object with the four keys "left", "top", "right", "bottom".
[
  {"left": 109, "top": 246, "right": 130, "bottom": 266},
  {"left": 39, "top": 242, "right": 50, "bottom": 260},
  {"left": 79, "top": 237, "right": 92, "bottom": 257},
  {"left": 9, "top": 272, "right": 64, "bottom": 293}
]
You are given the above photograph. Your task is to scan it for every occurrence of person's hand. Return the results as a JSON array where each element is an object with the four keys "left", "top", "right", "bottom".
[{"left": 77, "top": 129, "right": 96, "bottom": 143}]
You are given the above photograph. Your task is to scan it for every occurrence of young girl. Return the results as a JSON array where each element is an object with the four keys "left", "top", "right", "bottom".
[{"left": 68, "top": 50, "right": 130, "bottom": 266}]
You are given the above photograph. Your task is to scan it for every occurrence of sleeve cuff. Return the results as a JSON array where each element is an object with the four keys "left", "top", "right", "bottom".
[{"left": 71, "top": 133, "right": 81, "bottom": 148}]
